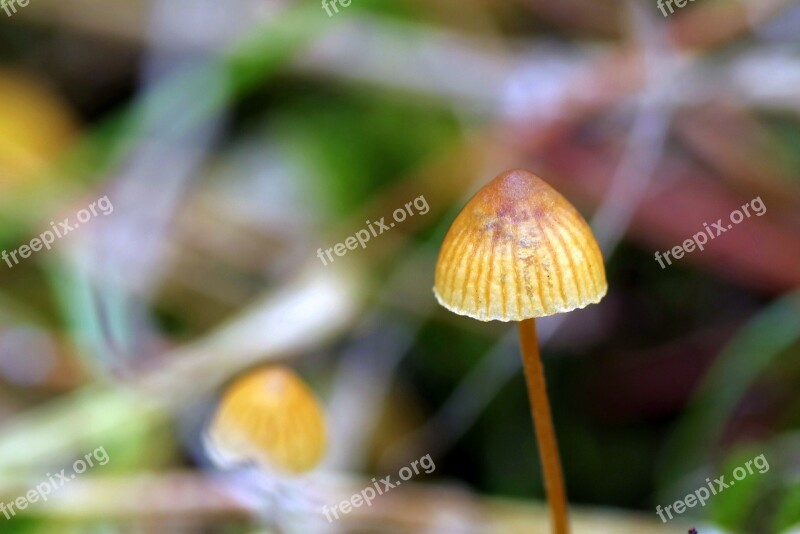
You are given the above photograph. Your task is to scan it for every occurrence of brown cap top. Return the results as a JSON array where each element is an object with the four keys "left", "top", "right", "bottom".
[
  {"left": 207, "top": 366, "right": 326, "bottom": 474},
  {"left": 434, "top": 169, "right": 607, "bottom": 322}
]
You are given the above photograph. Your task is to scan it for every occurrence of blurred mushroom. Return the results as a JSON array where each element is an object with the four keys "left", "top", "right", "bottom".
[
  {"left": 434, "top": 169, "right": 607, "bottom": 533},
  {"left": 0, "top": 69, "right": 78, "bottom": 186},
  {"left": 207, "top": 366, "right": 327, "bottom": 475}
]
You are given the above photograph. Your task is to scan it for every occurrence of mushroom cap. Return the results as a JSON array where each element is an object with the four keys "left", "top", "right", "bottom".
[
  {"left": 434, "top": 169, "right": 607, "bottom": 321},
  {"left": 0, "top": 70, "right": 78, "bottom": 182},
  {"left": 207, "top": 366, "right": 326, "bottom": 474}
]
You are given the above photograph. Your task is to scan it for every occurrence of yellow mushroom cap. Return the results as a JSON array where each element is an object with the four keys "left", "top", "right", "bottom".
[
  {"left": 0, "top": 70, "right": 78, "bottom": 183},
  {"left": 434, "top": 169, "right": 607, "bottom": 322},
  {"left": 207, "top": 366, "right": 326, "bottom": 475}
]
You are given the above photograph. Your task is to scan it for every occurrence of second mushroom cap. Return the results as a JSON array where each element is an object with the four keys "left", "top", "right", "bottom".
[{"left": 207, "top": 366, "right": 327, "bottom": 474}]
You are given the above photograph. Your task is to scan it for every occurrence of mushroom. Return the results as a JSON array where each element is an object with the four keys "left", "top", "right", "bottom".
[
  {"left": 434, "top": 169, "right": 607, "bottom": 533},
  {"left": 207, "top": 366, "right": 327, "bottom": 475}
]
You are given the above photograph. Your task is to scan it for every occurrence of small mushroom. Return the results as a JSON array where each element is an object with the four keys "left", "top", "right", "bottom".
[
  {"left": 434, "top": 169, "right": 607, "bottom": 533},
  {"left": 207, "top": 366, "right": 327, "bottom": 475}
]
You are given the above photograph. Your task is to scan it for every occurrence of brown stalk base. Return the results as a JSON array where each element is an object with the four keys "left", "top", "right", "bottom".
[{"left": 518, "top": 318, "right": 570, "bottom": 534}]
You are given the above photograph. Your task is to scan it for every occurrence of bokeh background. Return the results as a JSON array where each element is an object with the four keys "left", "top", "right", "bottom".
[{"left": 0, "top": 0, "right": 799, "bottom": 532}]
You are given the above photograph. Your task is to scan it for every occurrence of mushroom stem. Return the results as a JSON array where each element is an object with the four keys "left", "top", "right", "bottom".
[{"left": 518, "top": 318, "right": 569, "bottom": 534}]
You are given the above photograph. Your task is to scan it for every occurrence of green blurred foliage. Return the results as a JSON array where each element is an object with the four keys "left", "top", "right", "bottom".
[{"left": 273, "top": 91, "right": 459, "bottom": 215}]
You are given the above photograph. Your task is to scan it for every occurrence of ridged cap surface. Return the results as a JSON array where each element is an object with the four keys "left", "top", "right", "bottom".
[
  {"left": 434, "top": 169, "right": 607, "bottom": 321},
  {"left": 208, "top": 366, "right": 326, "bottom": 474}
]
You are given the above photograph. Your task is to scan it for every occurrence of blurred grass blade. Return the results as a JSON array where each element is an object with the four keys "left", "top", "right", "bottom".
[{"left": 658, "top": 291, "right": 800, "bottom": 498}]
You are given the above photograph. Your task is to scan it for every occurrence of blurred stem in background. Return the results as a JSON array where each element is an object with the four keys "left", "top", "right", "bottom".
[{"left": 659, "top": 291, "right": 800, "bottom": 496}]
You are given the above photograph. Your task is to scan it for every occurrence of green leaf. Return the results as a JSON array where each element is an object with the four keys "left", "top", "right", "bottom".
[{"left": 658, "top": 292, "right": 800, "bottom": 503}]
